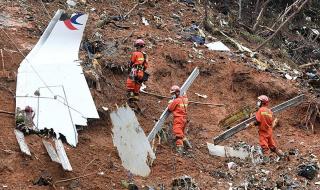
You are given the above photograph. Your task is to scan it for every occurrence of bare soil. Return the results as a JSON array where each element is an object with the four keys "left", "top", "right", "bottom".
[{"left": 0, "top": 1, "right": 319, "bottom": 189}]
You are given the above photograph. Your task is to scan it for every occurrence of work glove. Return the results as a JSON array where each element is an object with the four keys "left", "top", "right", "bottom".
[
  {"left": 168, "top": 99, "right": 173, "bottom": 104},
  {"left": 245, "top": 123, "right": 254, "bottom": 128}
]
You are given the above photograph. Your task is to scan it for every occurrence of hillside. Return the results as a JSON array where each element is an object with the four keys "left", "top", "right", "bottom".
[{"left": 0, "top": 0, "right": 319, "bottom": 189}]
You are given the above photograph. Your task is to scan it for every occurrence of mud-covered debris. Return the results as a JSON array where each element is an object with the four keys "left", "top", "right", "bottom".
[
  {"left": 104, "top": 62, "right": 128, "bottom": 74},
  {"left": 288, "top": 148, "right": 299, "bottom": 156},
  {"left": 297, "top": 163, "right": 319, "bottom": 180},
  {"left": 66, "top": 0, "right": 77, "bottom": 7},
  {"left": 142, "top": 17, "right": 149, "bottom": 26},
  {"left": 276, "top": 173, "right": 300, "bottom": 189},
  {"left": 33, "top": 172, "right": 53, "bottom": 186},
  {"left": 171, "top": 175, "right": 199, "bottom": 190},
  {"left": 182, "top": 23, "right": 205, "bottom": 45},
  {"left": 121, "top": 180, "right": 139, "bottom": 190},
  {"left": 210, "top": 170, "right": 233, "bottom": 180}
]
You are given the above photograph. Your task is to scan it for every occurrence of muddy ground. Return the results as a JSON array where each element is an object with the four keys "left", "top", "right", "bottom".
[{"left": 0, "top": 1, "right": 319, "bottom": 189}]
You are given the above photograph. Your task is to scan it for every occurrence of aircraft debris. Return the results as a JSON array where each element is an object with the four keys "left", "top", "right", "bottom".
[
  {"left": 214, "top": 94, "right": 305, "bottom": 145},
  {"left": 15, "top": 10, "right": 99, "bottom": 147},
  {"left": 141, "top": 17, "right": 149, "bottom": 26},
  {"left": 33, "top": 172, "right": 53, "bottom": 186},
  {"left": 66, "top": 0, "right": 77, "bottom": 7},
  {"left": 297, "top": 163, "right": 319, "bottom": 180},
  {"left": 208, "top": 142, "right": 264, "bottom": 165},
  {"left": 110, "top": 106, "right": 155, "bottom": 177},
  {"left": 42, "top": 140, "right": 61, "bottom": 164},
  {"left": 227, "top": 162, "right": 237, "bottom": 170},
  {"left": 207, "top": 142, "right": 249, "bottom": 160},
  {"left": 14, "top": 129, "right": 31, "bottom": 156},
  {"left": 55, "top": 139, "right": 72, "bottom": 171},
  {"left": 205, "top": 41, "right": 230, "bottom": 51},
  {"left": 148, "top": 67, "right": 200, "bottom": 142},
  {"left": 218, "top": 105, "right": 254, "bottom": 130},
  {"left": 171, "top": 175, "right": 199, "bottom": 190}
]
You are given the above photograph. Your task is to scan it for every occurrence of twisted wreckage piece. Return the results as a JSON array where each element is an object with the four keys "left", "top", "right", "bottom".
[
  {"left": 14, "top": 10, "right": 99, "bottom": 171},
  {"left": 110, "top": 106, "right": 155, "bottom": 177}
]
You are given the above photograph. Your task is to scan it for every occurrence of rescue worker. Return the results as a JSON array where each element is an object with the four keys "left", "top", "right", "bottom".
[
  {"left": 168, "top": 85, "right": 191, "bottom": 154},
  {"left": 254, "top": 95, "right": 284, "bottom": 162},
  {"left": 16, "top": 106, "right": 35, "bottom": 134},
  {"left": 126, "top": 39, "right": 149, "bottom": 102}
]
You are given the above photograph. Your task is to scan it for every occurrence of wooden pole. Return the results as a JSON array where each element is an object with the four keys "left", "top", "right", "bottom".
[
  {"left": 0, "top": 110, "right": 14, "bottom": 115},
  {"left": 55, "top": 172, "right": 97, "bottom": 184},
  {"left": 1, "top": 49, "right": 4, "bottom": 71},
  {"left": 141, "top": 91, "right": 225, "bottom": 107}
]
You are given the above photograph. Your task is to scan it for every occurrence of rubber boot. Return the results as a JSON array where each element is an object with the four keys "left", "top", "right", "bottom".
[
  {"left": 176, "top": 146, "right": 184, "bottom": 155},
  {"left": 183, "top": 138, "right": 192, "bottom": 149}
]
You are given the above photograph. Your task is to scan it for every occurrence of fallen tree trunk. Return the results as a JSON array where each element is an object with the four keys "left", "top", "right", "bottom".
[{"left": 255, "top": 0, "right": 311, "bottom": 51}]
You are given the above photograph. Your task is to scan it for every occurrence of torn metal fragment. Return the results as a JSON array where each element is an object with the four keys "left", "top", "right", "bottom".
[
  {"left": 110, "top": 106, "right": 155, "bottom": 177},
  {"left": 42, "top": 140, "right": 61, "bottom": 164},
  {"left": 14, "top": 129, "right": 31, "bottom": 156},
  {"left": 55, "top": 139, "right": 72, "bottom": 171}
]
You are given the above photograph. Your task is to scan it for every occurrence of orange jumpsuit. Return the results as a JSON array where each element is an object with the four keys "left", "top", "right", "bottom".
[
  {"left": 126, "top": 51, "right": 148, "bottom": 94},
  {"left": 168, "top": 95, "right": 188, "bottom": 146},
  {"left": 255, "top": 106, "right": 277, "bottom": 154}
]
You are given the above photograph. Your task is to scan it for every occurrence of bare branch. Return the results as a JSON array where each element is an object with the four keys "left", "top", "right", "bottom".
[
  {"left": 255, "top": 0, "right": 311, "bottom": 51},
  {"left": 252, "top": 0, "right": 271, "bottom": 32}
]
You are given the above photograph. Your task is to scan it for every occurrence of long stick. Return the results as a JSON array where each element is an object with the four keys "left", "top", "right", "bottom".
[
  {"left": 55, "top": 172, "right": 97, "bottom": 184},
  {"left": 141, "top": 91, "right": 224, "bottom": 106},
  {"left": 0, "top": 110, "right": 14, "bottom": 115},
  {"left": 123, "top": 0, "right": 148, "bottom": 19},
  {"left": 1, "top": 49, "right": 4, "bottom": 71}
]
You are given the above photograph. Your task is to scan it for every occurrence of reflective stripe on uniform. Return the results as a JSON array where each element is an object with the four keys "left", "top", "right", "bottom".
[{"left": 261, "top": 111, "right": 272, "bottom": 117}]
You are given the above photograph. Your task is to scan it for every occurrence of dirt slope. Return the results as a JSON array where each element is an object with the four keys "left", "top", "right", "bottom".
[{"left": 0, "top": 1, "right": 319, "bottom": 189}]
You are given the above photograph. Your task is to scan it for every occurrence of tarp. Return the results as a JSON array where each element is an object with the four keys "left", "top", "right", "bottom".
[{"left": 15, "top": 10, "right": 99, "bottom": 147}]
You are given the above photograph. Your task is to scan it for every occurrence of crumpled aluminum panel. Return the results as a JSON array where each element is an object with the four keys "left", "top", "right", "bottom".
[{"left": 110, "top": 106, "right": 155, "bottom": 177}]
